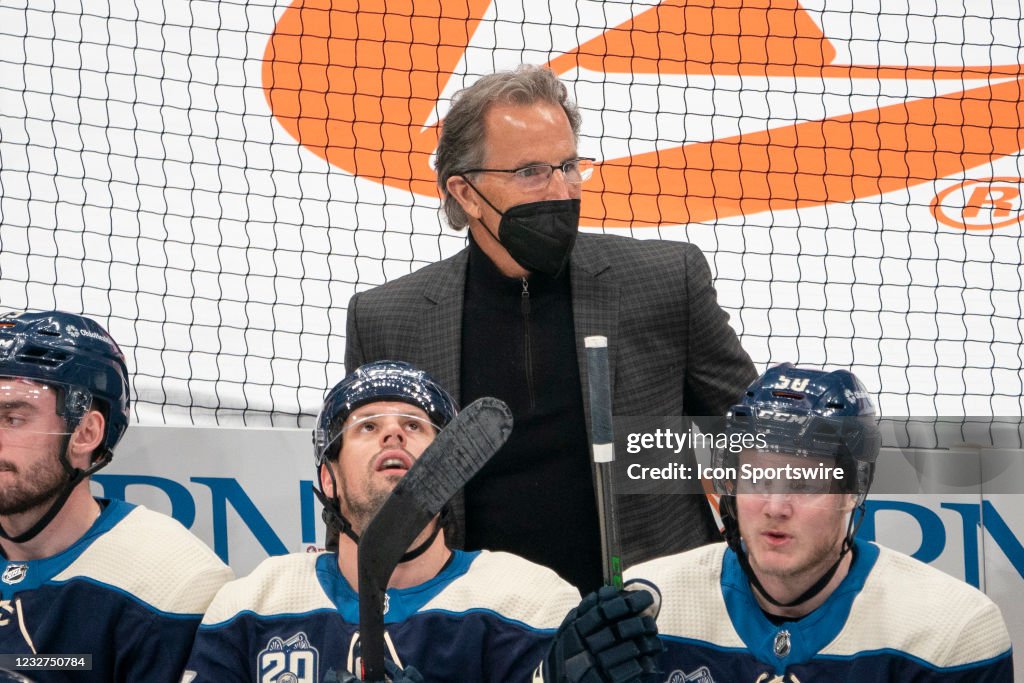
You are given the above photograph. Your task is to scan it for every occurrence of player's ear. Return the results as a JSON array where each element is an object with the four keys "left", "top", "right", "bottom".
[
  {"left": 319, "top": 462, "right": 337, "bottom": 498},
  {"left": 446, "top": 175, "right": 483, "bottom": 221},
  {"left": 69, "top": 409, "right": 104, "bottom": 466}
]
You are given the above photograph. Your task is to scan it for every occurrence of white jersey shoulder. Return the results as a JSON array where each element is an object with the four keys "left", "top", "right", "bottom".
[
  {"left": 201, "top": 552, "right": 330, "bottom": 626},
  {"left": 624, "top": 542, "right": 745, "bottom": 649},
  {"left": 822, "top": 544, "right": 1012, "bottom": 668},
  {"left": 53, "top": 504, "right": 233, "bottom": 615},
  {"left": 422, "top": 550, "right": 581, "bottom": 630}
]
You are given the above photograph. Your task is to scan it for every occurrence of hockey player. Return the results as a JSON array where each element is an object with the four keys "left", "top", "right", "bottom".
[
  {"left": 625, "top": 364, "right": 1013, "bottom": 682},
  {"left": 0, "top": 310, "right": 232, "bottom": 682},
  {"left": 186, "top": 360, "right": 661, "bottom": 682},
  {"left": 186, "top": 361, "right": 570, "bottom": 681}
]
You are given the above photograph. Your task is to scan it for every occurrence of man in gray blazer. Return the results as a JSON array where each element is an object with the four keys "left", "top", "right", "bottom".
[{"left": 345, "top": 65, "right": 756, "bottom": 593}]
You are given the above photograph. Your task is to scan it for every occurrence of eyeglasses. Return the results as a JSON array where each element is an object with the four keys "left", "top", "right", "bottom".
[{"left": 459, "top": 158, "right": 595, "bottom": 191}]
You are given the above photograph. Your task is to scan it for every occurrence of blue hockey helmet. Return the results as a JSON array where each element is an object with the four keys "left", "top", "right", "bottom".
[
  {"left": 313, "top": 360, "right": 458, "bottom": 465},
  {"left": 0, "top": 310, "right": 131, "bottom": 461},
  {"left": 312, "top": 361, "right": 458, "bottom": 552},
  {"left": 717, "top": 364, "right": 881, "bottom": 609},
  {"left": 714, "top": 363, "right": 880, "bottom": 502}
]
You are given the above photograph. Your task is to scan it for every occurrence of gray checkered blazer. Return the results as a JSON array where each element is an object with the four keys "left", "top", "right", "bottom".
[{"left": 344, "top": 233, "right": 757, "bottom": 569}]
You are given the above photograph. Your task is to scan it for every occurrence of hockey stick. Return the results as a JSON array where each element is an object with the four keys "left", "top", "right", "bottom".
[
  {"left": 584, "top": 336, "right": 623, "bottom": 590},
  {"left": 357, "top": 396, "right": 513, "bottom": 682},
  {"left": 585, "top": 337, "right": 662, "bottom": 618}
]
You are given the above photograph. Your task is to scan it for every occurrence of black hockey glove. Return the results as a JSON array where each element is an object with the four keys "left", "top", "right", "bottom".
[{"left": 538, "top": 585, "right": 663, "bottom": 683}]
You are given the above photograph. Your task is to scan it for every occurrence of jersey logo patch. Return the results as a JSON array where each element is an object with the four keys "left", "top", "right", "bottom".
[
  {"left": 773, "top": 629, "right": 792, "bottom": 658},
  {"left": 665, "top": 666, "right": 715, "bottom": 683},
  {"left": 257, "top": 631, "right": 319, "bottom": 683},
  {"left": 2, "top": 564, "right": 28, "bottom": 585}
]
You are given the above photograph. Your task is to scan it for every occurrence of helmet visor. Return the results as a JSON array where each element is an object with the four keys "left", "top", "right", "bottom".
[
  {"left": 716, "top": 449, "right": 858, "bottom": 510},
  {"left": 314, "top": 405, "right": 439, "bottom": 465},
  {"left": 0, "top": 377, "right": 85, "bottom": 443}
]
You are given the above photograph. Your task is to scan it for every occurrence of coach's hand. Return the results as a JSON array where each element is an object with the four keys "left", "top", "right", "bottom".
[{"left": 538, "top": 585, "right": 663, "bottom": 682}]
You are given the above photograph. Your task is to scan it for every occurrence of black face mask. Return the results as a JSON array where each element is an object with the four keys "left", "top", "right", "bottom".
[
  {"left": 460, "top": 175, "right": 581, "bottom": 277},
  {"left": 495, "top": 198, "right": 580, "bottom": 278}
]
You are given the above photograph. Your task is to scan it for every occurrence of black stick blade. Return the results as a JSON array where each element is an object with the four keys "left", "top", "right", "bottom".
[
  {"left": 357, "top": 397, "right": 513, "bottom": 681},
  {"left": 390, "top": 396, "right": 513, "bottom": 515}
]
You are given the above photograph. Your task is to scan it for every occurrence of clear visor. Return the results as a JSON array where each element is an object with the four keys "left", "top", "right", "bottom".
[
  {"left": 735, "top": 480, "right": 857, "bottom": 510},
  {"left": 715, "top": 448, "right": 858, "bottom": 510},
  {"left": 339, "top": 411, "right": 437, "bottom": 437},
  {"left": 0, "top": 377, "right": 84, "bottom": 438},
  {"left": 314, "top": 406, "right": 438, "bottom": 463}
]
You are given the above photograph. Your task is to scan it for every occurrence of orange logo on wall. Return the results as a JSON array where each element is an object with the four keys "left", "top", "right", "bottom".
[
  {"left": 262, "top": 0, "right": 1024, "bottom": 228},
  {"left": 931, "top": 179, "right": 1024, "bottom": 231}
]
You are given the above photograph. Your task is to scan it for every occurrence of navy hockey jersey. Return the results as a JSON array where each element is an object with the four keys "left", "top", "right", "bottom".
[
  {"left": 624, "top": 539, "right": 1013, "bottom": 682},
  {"left": 0, "top": 498, "right": 233, "bottom": 683},
  {"left": 183, "top": 549, "right": 581, "bottom": 683}
]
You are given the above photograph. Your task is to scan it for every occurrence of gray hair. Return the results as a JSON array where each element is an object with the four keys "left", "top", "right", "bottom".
[{"left": 435, "top": 65, "right": 582, "bottom": 230}]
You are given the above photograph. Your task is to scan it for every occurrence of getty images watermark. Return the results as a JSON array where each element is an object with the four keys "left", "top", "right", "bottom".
[
  {"left": 623, "top": 428, "right": 845, "bottom": 485},
  {"left": 608, "top": 416, "right": 1024, "bottom": 496}
]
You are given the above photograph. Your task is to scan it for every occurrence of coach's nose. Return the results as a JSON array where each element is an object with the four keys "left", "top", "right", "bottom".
[{"left": 545, "top": 167, "right": 573, "bottom": 200}]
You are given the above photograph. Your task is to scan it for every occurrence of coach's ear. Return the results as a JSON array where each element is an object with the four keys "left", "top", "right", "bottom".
[{"left": 446, "top": 175, "right": 484, "bottom": 221}]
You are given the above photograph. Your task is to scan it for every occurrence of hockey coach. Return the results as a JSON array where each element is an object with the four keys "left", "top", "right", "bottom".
[{"left": 345, "top": 64, "right": 757, "bottom": 593}]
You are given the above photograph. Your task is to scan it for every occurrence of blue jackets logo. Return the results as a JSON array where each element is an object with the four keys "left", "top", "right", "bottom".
[
  {"left": 257, "top": 632, "right": 318, "bottom": 683},
  {"left": 1, "top": 564, "right": 28, "bottom": 585}
]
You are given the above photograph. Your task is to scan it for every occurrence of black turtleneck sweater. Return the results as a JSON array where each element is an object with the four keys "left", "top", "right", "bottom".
[{"left": 460, "top": 237, "right": 602, "bottom": 593}]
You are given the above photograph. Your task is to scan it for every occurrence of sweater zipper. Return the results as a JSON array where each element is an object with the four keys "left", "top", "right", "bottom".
[{"left": 521, "top": 277, "right": 535, "bottom": 410}]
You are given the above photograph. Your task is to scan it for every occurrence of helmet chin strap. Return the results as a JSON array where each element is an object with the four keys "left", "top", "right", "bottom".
[
  {"left": 313, "top": 471, "right": 443, "bottom": 564},
  {"left": 0, "top": 433, "right": 111, "bottom": 545},
  {"left": 721, "top": 496, "right": 866, "bottom": 610}
]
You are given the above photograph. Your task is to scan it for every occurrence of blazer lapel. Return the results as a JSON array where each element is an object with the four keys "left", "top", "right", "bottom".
[
  {"left": 570, "top": 236, "right": 621, "bottom": 437},
  {"left": 418, "top": 248, "right": 469, "bottom": 405},
  {"left": 414, "top": 248, "right": 469, "bottom": 546}
]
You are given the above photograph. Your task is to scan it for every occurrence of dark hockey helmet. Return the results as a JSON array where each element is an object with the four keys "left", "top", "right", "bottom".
[
  {"left": 0, "top": 310, "right": 130, "bottom": 462},
  {"left": 313, "top": 360, "right": 458, "bottom": 465},
  {"left": 715, "top": 364, "right": 882, "bottom": 609},
  {"left": 713, "top": 363, "right": 880, "bottom": 504}
]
